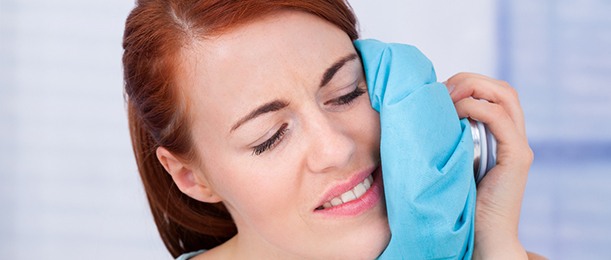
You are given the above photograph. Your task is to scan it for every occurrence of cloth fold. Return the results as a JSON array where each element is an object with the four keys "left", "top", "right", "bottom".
[{"left": 354, "top": 39, "right": 476, "bottom": 259}]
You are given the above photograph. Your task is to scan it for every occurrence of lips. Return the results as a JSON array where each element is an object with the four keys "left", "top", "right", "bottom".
[
  {"left": 316, "top": 175, "right": 374, "bottom": 210},
  {"left": 314, "top": 165, "right": 382, "bottom": 215}
]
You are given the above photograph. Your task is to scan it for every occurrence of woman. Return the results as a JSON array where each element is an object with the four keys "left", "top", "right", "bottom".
[{"left": 123, "top": 0, "right": 536, "bottom": 259}]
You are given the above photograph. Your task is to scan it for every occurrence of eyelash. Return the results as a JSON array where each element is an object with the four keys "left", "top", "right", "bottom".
[
  {"left": 325, "top": 87, "right": 366, "bottom": 106},
  {"left": 252, "top": 123, "right": 289, "bottom": 156},
  {"left": 252, "top": 87, "right": 365, "bottom": 156}
]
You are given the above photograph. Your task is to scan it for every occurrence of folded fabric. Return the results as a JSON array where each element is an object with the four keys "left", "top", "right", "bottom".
[{"left": 354, "top": 39, "right": 476, "bottom": 259}]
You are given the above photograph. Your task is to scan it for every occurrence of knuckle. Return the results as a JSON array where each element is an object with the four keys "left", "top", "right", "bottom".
[
  {"left": 451, "top": 72, "right": 471, "bottom": 83},
  {"left": 520, "top": 150, "right": 535, "bottom": 171},
  {"left": 462, "top": 76, "right": 477, "bottom": 89},
  {"left": 524, "top": 146, "right": 535, "bottom": 164},
  {"left": 454, "top": 72, "right": 469, "bottom": 78},
  {"left": 514, "top": 142, "right": 535, "bottom": 167},
  {"left": 501, "top": 82, "right": 520, "bottom": 99},
  {"left": 498, "top": 80, "right": 512, "bottom": 89},
  {"left": 489, "top": 103, "right": 506, "bottom": 116},
  {"left": 507, "top": 86, "right": 519, "bottom": 98}
]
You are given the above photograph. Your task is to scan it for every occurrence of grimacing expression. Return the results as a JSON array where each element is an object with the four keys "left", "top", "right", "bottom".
[{"left": 175, "top": 11, "right": 389, "bottom": 258}]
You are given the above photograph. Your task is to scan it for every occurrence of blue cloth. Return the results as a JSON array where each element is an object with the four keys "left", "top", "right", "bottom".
[{"left": 354, "top": 39, "right": 476, "bottom": 259}]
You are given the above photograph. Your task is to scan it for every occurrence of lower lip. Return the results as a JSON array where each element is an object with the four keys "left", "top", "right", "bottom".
[{"left": 314, "top": 166, "right": 383, "bottom": 217}]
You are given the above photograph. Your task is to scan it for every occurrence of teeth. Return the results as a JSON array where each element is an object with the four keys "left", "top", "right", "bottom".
[
  {"left": 364, "top": 176, "right": 372, "bottom": 189},
  {"left": 353, "top": 183, "right": 367, "bottom": 198},
  {"left": 320, "top": 174, "right": 374, "bottom": 210},
  {"left": 340, "top": 190, "right": 357, "bottom": 203},
  {"left": 330, "top": 198, "right": 343, "bottom": 206}
]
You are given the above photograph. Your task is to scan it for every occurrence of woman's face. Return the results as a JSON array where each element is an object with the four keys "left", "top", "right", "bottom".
[{"left": 178, "top": 11, "right": 389, "bottom": 258}]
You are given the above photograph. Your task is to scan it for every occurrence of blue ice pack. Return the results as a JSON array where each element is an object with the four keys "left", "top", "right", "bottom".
[{"left": 354, "top": 39, "right": 476, "bottom": 259}]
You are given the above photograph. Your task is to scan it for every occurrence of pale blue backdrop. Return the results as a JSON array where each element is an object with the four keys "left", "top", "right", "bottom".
[{"left": 1, "top": 0, "right": 609, "bottom": 259}]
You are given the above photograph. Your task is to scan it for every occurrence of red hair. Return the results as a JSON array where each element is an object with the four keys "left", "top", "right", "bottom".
[{"left": 122, "top": 0, "right": 358, "bottom": 257}]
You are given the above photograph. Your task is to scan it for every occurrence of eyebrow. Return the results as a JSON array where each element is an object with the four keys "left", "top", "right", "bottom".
[
  {"left": 230, "top": 53, "right": 359, "bottom": 133},
  {"left": 319, "top": 53, "right": 358, "bottom": 88},
  {"left": 230, "top": 100, "right": 289, "bottom": 132}
]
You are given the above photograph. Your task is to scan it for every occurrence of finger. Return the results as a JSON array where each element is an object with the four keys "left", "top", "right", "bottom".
[
  {"left": 454, "top": 97, "right": 522, "bottom": 146},
  {"left": 446, "top": 74, "right": 518, "bottom": 110},
  {"left": 446, "top": 74, "right": 515, "bottom": 103},
  {"left": 445, "top": 72, "right": 489, "bottom": 83},
  {"left": 455, "top": 97, "right": 533, "bottom": 168},
  {"left": 445, "top": 72, "right": 515, "bottom": 90},
  {"left": 445, "top": 74, "right": 526, "bottom": 136}
]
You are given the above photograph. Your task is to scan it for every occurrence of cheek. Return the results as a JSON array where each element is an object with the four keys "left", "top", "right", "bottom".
[
  {"left": 351, "top": 102, "right": 381, "bottom": 149},
  {"left": 206, "top": 152, "right": 305, "bottom": 227}
]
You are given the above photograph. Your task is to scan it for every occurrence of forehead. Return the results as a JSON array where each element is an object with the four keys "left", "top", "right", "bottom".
[
  {"left": 184, "top": 10, "right": 353, "bottom": 82},
  {"left": 176, "top": 10, "right": 355, "bottom": 134}
]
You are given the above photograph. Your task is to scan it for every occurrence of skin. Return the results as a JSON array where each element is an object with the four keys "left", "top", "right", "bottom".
[
  {"left": 158, "top": 11, "right": 389, "bottom": 259},
  {"left": 157, "top": 10, "right": 541, "bottom": 260},
  {"left": 446, "top": 73, "right": 537, "bottom": 259}
]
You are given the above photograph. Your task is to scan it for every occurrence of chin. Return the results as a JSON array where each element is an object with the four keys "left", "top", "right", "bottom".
[
  {"left": 363, "top": 221, "right": 391, "bottom": 258},
  {"left": 325, "top": 217, "right": 391, "bottom": 259}
]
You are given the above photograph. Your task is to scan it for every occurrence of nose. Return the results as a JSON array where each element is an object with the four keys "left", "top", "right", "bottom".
[{"left": 304, "top": 109, "right": 356, "bottom": 174}]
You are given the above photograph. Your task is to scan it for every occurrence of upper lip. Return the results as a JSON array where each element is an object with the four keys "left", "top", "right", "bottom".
[{"left": 314, "top": 164, "right": 379, "bottom": 210}]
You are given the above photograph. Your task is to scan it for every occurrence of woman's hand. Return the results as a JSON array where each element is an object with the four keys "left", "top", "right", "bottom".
[{"left": 444, "top": 73, "right": 534, "bottom": 259}]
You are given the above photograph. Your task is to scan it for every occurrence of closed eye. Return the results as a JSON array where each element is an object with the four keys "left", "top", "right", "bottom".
[
  {"left": 324, "top": 87, "right": 366, "bottom": 106},
  {"left": 251, "top": 123, "right": 289, "bottom": 155}
]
